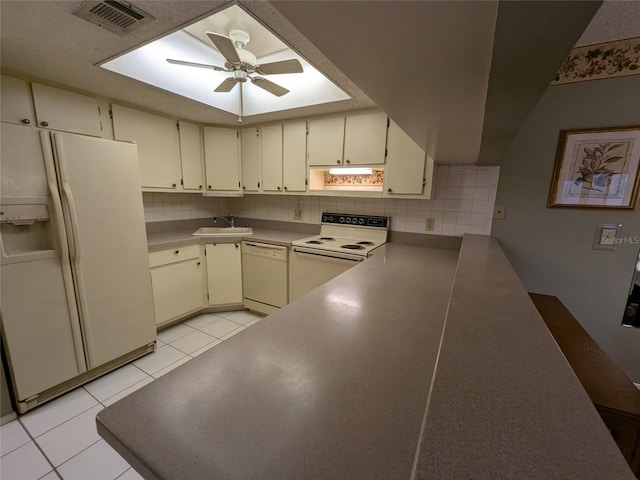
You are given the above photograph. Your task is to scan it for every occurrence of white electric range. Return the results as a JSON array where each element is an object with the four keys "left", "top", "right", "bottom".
[{"left": 289, "top": 212, "right": 389, "bottom": 301}]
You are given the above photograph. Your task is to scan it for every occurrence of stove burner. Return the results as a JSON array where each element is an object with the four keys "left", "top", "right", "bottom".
[
  {"left": 320, "top": 237, "right": 335, "bottom": 241},
  {"left": 306, "top": 240, "right": 323, "bottom": 245},
  {"left": 357, "top": 241, "right": 374, "bottom": 246},
  {"left": 341, "top": 244, "right": 366, "bottom": 250}
]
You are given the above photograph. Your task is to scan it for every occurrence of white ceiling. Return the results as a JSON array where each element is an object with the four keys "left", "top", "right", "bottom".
[
  {"left": 0, "top": 0, "right": 632, "bottom": 165},
  {"left": 576, "top": 0, "right": 640, "bottom": 46}
]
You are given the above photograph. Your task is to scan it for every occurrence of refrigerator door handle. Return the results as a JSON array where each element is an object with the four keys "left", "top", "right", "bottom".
[
  {"left": 39, "top": 130, "right": 88, "bottom": 372},
  {"left": 39, "top": 131, "right": 72, "bottom": 263},
  {"left": 51, "top": 136, "right": 82, "bottom": 264},
  {"left": 51, "top": 132, "right": 93, "bottom": 354}
]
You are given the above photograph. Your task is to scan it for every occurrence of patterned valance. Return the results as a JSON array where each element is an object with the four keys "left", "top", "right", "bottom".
[{"left": 552, "top": 36, "right": 640, "bottom": 85}]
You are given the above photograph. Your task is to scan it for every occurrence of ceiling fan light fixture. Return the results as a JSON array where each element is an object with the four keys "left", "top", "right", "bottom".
[
  {"left": 236, "top": 48, "right": 257, "bottom": 69},
  {"left": 229, "top": 29, "right": 250, "bottom": 47},
  {"left": 234, "top": 70, "right": 248, "bottom": 82}
]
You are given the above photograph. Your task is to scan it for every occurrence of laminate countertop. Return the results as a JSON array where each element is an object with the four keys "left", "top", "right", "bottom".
[{"left": 97, "top": 235, "right": 634, "bottom": 479}]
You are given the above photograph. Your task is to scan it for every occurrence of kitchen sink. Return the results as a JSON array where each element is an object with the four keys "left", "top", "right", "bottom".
[{"left": 192, "top": 227, "right": 253, "bottom": 236}]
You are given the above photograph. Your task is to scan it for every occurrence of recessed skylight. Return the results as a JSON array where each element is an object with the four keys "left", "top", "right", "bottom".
[{"left": 100, "top": 4, "right": 350, "bottom": 117}]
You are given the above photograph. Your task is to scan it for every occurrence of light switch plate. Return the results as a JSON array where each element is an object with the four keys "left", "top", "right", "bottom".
[
  {"left": 593, "top": 223, "right": 622, "bottom": 251},
  {"left": 493, "top": 204, "right": 505, "bottom": 219}
]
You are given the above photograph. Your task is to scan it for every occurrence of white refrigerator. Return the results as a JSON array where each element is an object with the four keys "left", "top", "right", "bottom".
[{"left": 0, "top": 123, "right": 156, "bottom": 412}]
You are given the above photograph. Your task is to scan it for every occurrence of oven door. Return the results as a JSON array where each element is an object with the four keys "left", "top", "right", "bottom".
[{"left": 289, "top": 247, "right": 363, "bottom": 302}]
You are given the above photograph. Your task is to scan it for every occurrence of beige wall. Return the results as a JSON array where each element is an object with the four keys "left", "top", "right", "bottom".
[{"left": 492, "top": 75, "right": 640, "bottom": 382}]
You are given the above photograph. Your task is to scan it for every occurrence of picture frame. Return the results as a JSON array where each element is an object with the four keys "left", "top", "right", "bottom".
[{"left": 548, "top": 126, "right": 640, "bottom": 209}]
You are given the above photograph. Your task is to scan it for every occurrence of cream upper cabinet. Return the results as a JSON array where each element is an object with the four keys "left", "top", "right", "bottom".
[
  {"left": 282, "top": 121, "right": 307, "bottom": 192},
  {"left": 0, "top": 75, "right": 35, "bottom": 126},
  {"left": 262, "top": 121, "right": 307, "bottom": 193},
  {"left": 307, "top": 112, "right": 387, "bottom": 166},
  {"left": 179, "top": 121, "right": 204, "bottom": 191},
  {"left": 383, "top": 121, "right": 433, "bottom": 198},
  {"left": 307, "top": 116, "right": 345, "bottom": 166},
  {"left": 112, "top": 105, "right": 181, "bottom": 190},
  {"left": 205, "top": 243, "right": 243, "bottom": 305},
  {"left": 261, "top": 124, "right": 283, "bottom": 192},
  {"left": 343, "top": 112, "right": 388, "bottom": 165},
  {"left": 31, "top": 83, "right": 102, "bottom": 137},
  {"left": 203, "top": 127, "right": 241, "bottom": 194},
  {"left": 240, "top": 127, "right": 260, "bottom": 192}
]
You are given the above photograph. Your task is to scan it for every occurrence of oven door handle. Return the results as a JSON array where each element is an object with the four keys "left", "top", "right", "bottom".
[{"left": 292, "top": 246, "right": 364, "bottom": 262}]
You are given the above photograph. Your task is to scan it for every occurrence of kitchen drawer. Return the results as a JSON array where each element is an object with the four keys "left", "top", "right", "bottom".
[{"left": 149, "top": 245, "right": 200, "bottom": 268}]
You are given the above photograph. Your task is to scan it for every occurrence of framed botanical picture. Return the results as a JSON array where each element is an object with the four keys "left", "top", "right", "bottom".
[{"left": 548, "top": 126, "right": 640, "bottom": 209}]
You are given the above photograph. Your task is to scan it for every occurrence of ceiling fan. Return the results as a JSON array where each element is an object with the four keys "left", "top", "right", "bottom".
[{"left": 166, "top": 29, "right": 303, "bottom": 97}]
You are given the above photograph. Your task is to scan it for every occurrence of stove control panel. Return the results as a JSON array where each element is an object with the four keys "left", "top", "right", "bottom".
[{"left": 321, "top": 212, "right": 389, "bottom": 229}]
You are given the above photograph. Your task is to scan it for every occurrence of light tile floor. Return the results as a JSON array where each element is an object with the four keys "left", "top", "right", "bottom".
[{"left": 0, "top": 310, "right": 264, "bottom": 480}]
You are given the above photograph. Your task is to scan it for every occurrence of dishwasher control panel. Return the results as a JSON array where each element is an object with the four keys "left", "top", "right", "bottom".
[{"left": 241, "top": 241, "right": 288, "bottom": 261}]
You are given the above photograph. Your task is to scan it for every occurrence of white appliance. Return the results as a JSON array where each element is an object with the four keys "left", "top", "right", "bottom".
[
  {"left": 241, "top": 241, "right": 288, "bottom": 315},
  {"left": 289, "top": 213, "right": 389, "bottom": 301},
  {"left": 0, "top": 123, "right": 156, "bottom": 413}
]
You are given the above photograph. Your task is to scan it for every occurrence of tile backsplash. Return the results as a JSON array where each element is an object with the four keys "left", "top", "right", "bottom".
[
  {"left": 143, "top": 165, "right": 499, "bottom": 236},
  {"left": 142, "top": 193, "right": 229, "bottom": 223}
]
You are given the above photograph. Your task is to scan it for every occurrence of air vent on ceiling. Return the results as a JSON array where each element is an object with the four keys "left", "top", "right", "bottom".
[{"left": 72, "top": 0, "right": 154, "bottom": 35}]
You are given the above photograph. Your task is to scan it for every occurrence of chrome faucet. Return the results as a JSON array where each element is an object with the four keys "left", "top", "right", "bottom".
[{"left": 213, "top": 215, "right": 235, "bottom": 228}]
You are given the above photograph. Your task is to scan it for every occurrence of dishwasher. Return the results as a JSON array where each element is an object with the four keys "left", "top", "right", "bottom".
[{"left": 241, "top": 241, "right": 288, "bottom": 315}]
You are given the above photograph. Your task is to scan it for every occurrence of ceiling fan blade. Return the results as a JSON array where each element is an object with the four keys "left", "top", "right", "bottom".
[
  {"left": 255, "top": 59, "right": 303, "bottom": 75},
  {"left": 214, "top": 77, "right": 238, "bottom": 93},
  {"left": 251, "top": 77, "right": 289, "bottom": 97},
  {"left": 206, "top": 32, "right": 241, "bottom": 64},
  {"left": 166, "top": 59, "right": 227, "bottom": 72}
]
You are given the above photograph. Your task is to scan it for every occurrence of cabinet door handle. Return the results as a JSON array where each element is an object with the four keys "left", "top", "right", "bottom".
[
  {"left": 199, "top": 185, "right": 203, "bottom": 189},
  {"left": 21, "top": 118, "right": 31, "bottom": 125},
  {"left": 277, "top": 186, "right": 281, "bottom": 190},
  {"left": 208, "top": 185, "right": 212, "bottom": 189},
  {"left": 387, "top": 188, "right": 393, "bottom": 193},
  {"left": 345, "top": 159, "right": 351, "bottom": 164},
  {"left": 174, "top": 250, "right": 179, "bottom": 254},
  {"left": 284, "top": 186, "right": 288, "bottom": 191},
  {"left": 336, "top": 159, "right": 341, "bottom": 164},
  {"left": 172, "top": 183, "right": 177, "bottom": 187},
  {"left": 197, "top": 261, "right": 201, "bottom": 266},
  {"left": 242, "top": 185, "right": 246, "bottom": 190},
  {"left": 40, "top": 121, "right": 49, "bottom": 127},
  {"left": 235, "top": 243, "right": 239, "bottom": 248}
]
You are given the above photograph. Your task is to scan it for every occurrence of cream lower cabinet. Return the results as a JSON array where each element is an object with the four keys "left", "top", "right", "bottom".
[
  {"left": 205, "top": 243, "right": 243, "bottom": 305},
  {"left": 149, "top": 245, "right": 206, "bottom": 327}
]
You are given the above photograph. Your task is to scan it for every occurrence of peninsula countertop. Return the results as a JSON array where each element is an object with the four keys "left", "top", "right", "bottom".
[{"left": 97, "top": 235, "right": 634, "bottom": 479}]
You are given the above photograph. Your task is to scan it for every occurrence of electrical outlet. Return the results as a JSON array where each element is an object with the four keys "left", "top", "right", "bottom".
[
  {"left": 294, "top": 209, "right": 303, "bottom": 221},
  {"left": 425, "top": 217, "right": 435, "bottom": 231},
  {"left": 493, "top": 204, "right": 506, "bottom": 219}
]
